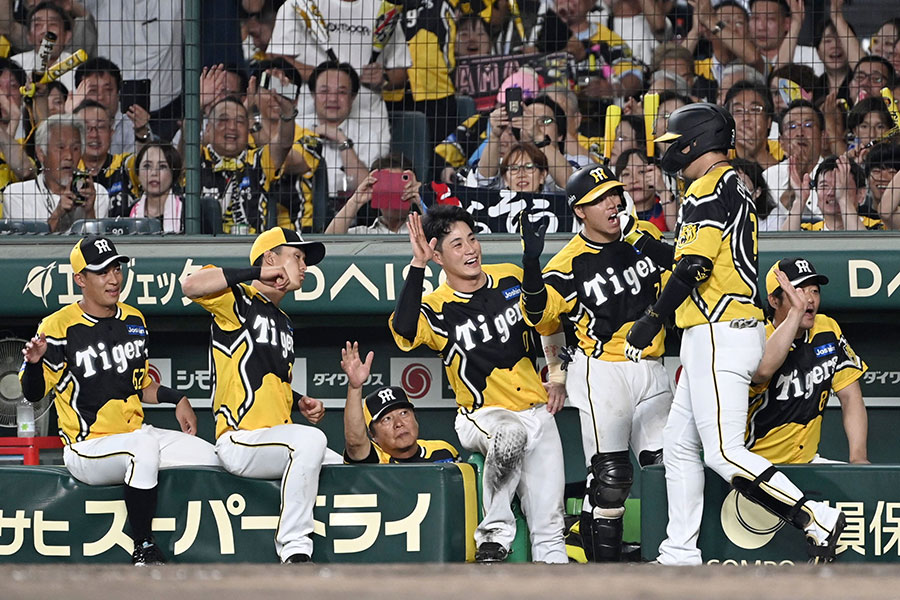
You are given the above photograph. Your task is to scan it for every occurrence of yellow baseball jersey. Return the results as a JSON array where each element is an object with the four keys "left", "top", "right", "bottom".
[
  {"left": 801, "top": 216, "right": 884, "bottom": 231},
  {"left": 673, "top": 165, "right": 764, "bottom": 329},
  {"left": 526, "top": 224, "right": 668, "bottom": 361},
  {"left": 22, "top": 303, "right": 149, "bottom": 444},
  {"left": 389, "top": 263, "right": 547, "bottom": 413},
  {"left": 746, "top": 314, "right": 866, "bottom": 464},
  {"left": 347, "top": 439, "right": 460, "bottom": 464},
  {"left": 192, "top": 275, "right": 297, "bottom": 439}
]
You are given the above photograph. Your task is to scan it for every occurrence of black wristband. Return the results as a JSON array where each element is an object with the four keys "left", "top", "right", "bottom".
[
  {"left": 223, "top": 266, "right": 261, "bottom": 288},
  {"left": 156, "top": 385, "right": 183, "bottom": 405},
  {"left": 22, "top": 360, "right": 46, "bottom": 402},
  {"left": 292, "top": 390, "right": 307, "bottom": 404}
]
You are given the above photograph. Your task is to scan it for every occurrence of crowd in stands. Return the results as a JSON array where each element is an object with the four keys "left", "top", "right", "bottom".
[{"left": 0, "top": 0, "right": 897, "bottom": 234}]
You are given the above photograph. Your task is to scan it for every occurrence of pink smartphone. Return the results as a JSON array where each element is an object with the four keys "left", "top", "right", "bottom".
[{"left": 370, "top": 170, "right": 412, "bottom": 211}]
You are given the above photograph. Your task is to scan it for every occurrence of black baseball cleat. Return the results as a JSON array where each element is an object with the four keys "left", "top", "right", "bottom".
[
  {"left": 475, "top": 542, "right": 509, "bottom": 563},
  {"left": 807, "top": 512, "right": 847, "bottom": 564},
  {"left": 132, "top": 537, "right": 166, "bottom": 566},
  {"left": 283, "top": 553, "right": 313, "bottom": 564}
]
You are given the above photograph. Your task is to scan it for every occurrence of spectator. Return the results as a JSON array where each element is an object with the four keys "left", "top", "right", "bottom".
[
  {"left": 750, "top": 258, "right": 868, "bottom": 464},
  {"left": 647, "top": 70, "right": 691, "bottom": 97},
  {"left": 484, "top": 0, "right": 543, "bottom": 54},
  {"left": 198, "top": 63, "right": 249, "bottom": 123},
  {"left": 598, "top": 0, "right": 667, "bottom": 67},
  {"left": 783, "top": 154, "right": 877, "bottom": 231},
  {"left": 0, "top": 0, "right": 97, "bottom": 59},
  {"left": 652, "top": 42, "right": 716, "bottom": 101},
  {"left": 82, "top": 1, "right": 183, "bottom": 141},
  {"left": 732, "top": 157, "right": 776, "bottom": 227},
  {"left": 12, "top": 2, "right": 76, "bottom": 93},
  {"left": 749, "top": 0, "right": 823, "bottom": 75},
  {"left": 615, "top": 148, "right": 674, "bottom": 231},
  {"left": 71, "top": 57, "right": 150, "bottom": 155},
  {"left": 848, "top": 56, "right": 895, "bottom": 105},
  {"left": 815, "top": 0, "right": 861, "bottom": 97},
  {"left": 340, "top": 342, "right": 459, "bottom": 464},
  {"left": 2, "top": 113, "right": 108, "bottom": 231},
  {"left": 869, "top": 17, "right": 900, "bottom": 60},
  {"left": 847, "top": 97, "right": 892, "bottom": 150},
  {"left": 0, "top": 56, "right": 33, "bottom": 188},
  {"left": 499, "top": 141, "right": 550, "bottom": 194},
  {"left": 74, "top": 99, "right": 137, "bottom": 219},
  {"left": 325, "top": 153, "right": 422, "bottom": 234},
  {"left": 129, "top": 142, "right": 183, "bottom": 233},
  {"left": 864, "top": 142, "right": 900, "bottom": 227},
  {"left": 307, "top": 60, "right": 389, "bottom": 197},
  {"left": 241, "top": 0, "right": 280, "bottom": 62},
  {"left": 201, "top": 95, "right": 301, "bottom": 233},
  {"left": 608, "top": 113, "right": 644, "bottom": 166},
  {"left": 716, "top": 62, "right": 766, "bottom": 104},
  {"left": 764, "top": 99, "right": 825, "bottom": 229},
  {"left": 542, "top": 86, "right": 593, "bottom": 161},
  {"left": 249, "top": 58, "right": 323, "bottom": 231},
  {"left": 651, "top": 90, "right": 690, "bottom": 141},
  {"left": 768, "top": 63, "right": 820, "bottom": 114},
  {"left": 725, "top": 80, "right": 781, "bottom": 170},
  {"left": 455, "top": 13, "right": 492, "bottom": 59},
  {"left": 689, "top": 0, "right": 764, "bottom": 84}
]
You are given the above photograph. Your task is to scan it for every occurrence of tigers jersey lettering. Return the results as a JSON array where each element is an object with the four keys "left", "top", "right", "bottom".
[
  {"left": 527, "top": 225, "right": 667, "bottom": 361},
  {"left": 746, "top": 314, "right": 866, "bottom": 464},
  {"left": 389, "top": 263, "right": 546, "bottom": 413},
  {"left": 674, "top": 166, "right": 763, "bottom": 328},
  {"left": 347, "top": 439, "right": 460, "bottom": 464},
  {"left": 192, "top": 277, "right": 296, "bottom": 438},
  {"left": 22, "top": 303, "right": 149, "bottom": 444}
]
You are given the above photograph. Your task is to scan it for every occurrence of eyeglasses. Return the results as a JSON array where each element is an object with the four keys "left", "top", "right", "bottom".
[
  {"left": 539, "top": 117, "right": 554, "bottom": 125},
  {"left": 505, "top": 163, "right": 538, "bottom": 173},
  {"left": 730, "top": 105, "right": 765, "bottom": 116},
  {"left": 785, "top": 120, "right": 817, "bottom": 131},
  {"left": 853, "top": 71, "right": 886, "bottom": 85},
  {"left": 84, "top": 124, "right": 111, "bottom": 133}
]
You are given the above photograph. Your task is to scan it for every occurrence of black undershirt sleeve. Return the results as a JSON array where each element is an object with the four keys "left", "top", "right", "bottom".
[
  {"left": 521, "top": 256, "right": 547, "bottom": 322},
  {"left": 634, "top": 235, "right": 676, "bottom": 270},
  {"left": 21, "top": 361, "right": 46, "bottom": 402},
  {"left": 393, "top": 266, "right": 425, "bottom": 341}
]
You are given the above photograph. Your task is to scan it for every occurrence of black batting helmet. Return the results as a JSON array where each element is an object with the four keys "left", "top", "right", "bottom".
[
  {"left": 566, "top": 164, "right": 625, "bottom": 209},
  {"left": 654, "top": 103, "right": 735, "bottom": 175}
]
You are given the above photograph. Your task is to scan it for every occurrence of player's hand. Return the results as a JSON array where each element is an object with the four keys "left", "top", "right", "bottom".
[
  {"left": 340, "top": 341, "right": 373, "bottom": 390},
  {"left": 174, "top": 397, "right": 199, "bottom": 435},
  {"left": 543, "top": 381, "right": 566, "bottom": 415},
  {"left": 408, "top": 211, "right": 437, "bottom": 269},
  {"left": 775, "top": 269, "right": 806, "bottom": 316},
  {"left": 299, "top": 395, "right": 325, "bottom": 424},
  {"left": 22, "top": 333, "right": 47, "bottom": 363},
  {"left": 617, "top": 193, "right": 642, "bottom": 245},
  {"left": 519, "top": 209, "right": 547, "bottom": 260},
  {"left": 624, "top": 308, "right": 662, "bottom": 362},
  {"left": 259, "top": 265, "right": 290, "bottom": 290}
]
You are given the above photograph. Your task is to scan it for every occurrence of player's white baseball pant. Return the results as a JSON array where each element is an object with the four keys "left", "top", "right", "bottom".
[
  {"left": 216, "top": 424, "right": 340, "bottom": 561},
  {"left": 567, "top": 353, "right": 673, "bottom": 460},
  {"left": 657, "top": 322, "right": 840, "bottom": 565},
  {"left": 456, "top": 405, "right": 568, "bottom": 564},
  {"left": 63, "top": 424, "right": 219, "bottom": 490}
]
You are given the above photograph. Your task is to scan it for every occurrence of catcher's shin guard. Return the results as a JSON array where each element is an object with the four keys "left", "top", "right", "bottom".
[
  {"left": 731, "top": 466, "right": 811, "bottom": 529},
  {"left": 580, "top": 510, "right": 625, "bottom": 562}
]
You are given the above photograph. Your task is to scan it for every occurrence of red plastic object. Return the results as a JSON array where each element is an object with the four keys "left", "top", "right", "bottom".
[{"left": 0, "top": 436, "right": 63, "bottom": 465}]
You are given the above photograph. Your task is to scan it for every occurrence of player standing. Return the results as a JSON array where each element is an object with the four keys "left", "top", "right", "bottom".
[
  {"left": 622, "top": 103, "right": 847, "bottom": 565},
  {"left": 519, "top": 164, "right": 673, "bottom": 562},
  {"left": 389, "top": 206, "right": 567, "bottom": 563},
  {"left": 20, "top": 236, "right": 219, "bottom": 565},
  {"left": 181, "top": 227, "right": 339, "bottom": 564},
  {"left": 748, "top": 258, "right": 868, "bottom": 464}
]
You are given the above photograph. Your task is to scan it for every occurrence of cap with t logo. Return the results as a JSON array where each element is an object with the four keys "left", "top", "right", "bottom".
[
  {"left": 363, "top": 385, "right": 414, "bottom": 429},
  {"left": 765, "top": 257, "right": 829, "bottom": 296},
  {"left": 69, "top": 236, "right": 129, "bottom": 274}
]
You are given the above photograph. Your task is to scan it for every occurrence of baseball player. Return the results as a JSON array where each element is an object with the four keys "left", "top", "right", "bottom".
[
  {"left": 340, "top": 341, "right": 459, "bottom": 464},
  {"left": 621, "top": 103, "right": 847, "bottom": 565},
  {"left": 747, "top": 258, "right": 868, "bottom": 464},
  {"left": 19, "top": 236, "right": 219, "bottom": 566},
  {"left": 181, "top": 227, "right": 340, "bottom": 564},
  {"left": 519, "top": 164, "right": 673, "bottom": 562},
  {"left": 389, "top": 206, "right": 567, "bottom": 564}
]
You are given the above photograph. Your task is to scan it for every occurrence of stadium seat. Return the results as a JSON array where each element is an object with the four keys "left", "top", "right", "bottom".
[
  {"left": 311, "top": 157, "right": 332, "bottom": 233},
  {"left": 68, "top": 218, "right": 163, "bottom": 235},
  {"left": 199, "top": 196, "right": 223, "bottom": 235},
  {"left": 0, "top": 219, "right": 49, "bottom": 234},
  {"left": 456, "top": 95, "right": 476, "bottom": 122},
  {"left": 389, "top": 111, "right": 429, "bottom": 183}
]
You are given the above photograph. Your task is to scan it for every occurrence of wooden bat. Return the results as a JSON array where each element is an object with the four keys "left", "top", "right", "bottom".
[
  {"left": 643, "top": 93, "right": 659, "bottom": 158},
  {"left": 603, "top": 104, "right": 621, "bottom": 164}
]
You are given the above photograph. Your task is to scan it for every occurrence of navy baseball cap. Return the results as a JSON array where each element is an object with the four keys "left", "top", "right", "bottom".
[
  {"left": 765, "top": 257, "right": 829, "bottom": 295},
  {"left": 364, "top": 386, "right": 414, "bottom": 429},
  {"left": 70, "top": 236, "right": 129, "bottom": 273}
]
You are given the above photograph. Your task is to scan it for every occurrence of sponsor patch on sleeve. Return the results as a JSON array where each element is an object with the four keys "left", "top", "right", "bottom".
[
  {"left": 502, "top": 285, "right": 522, "bottom": 300},
  {"left": 126, "top": 325, "right": 148, "bottom": 336},
  {"left": 814, "top": 342, "right": 835, "bottom": 357}
]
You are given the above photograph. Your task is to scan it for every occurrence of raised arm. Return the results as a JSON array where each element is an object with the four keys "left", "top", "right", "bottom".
[
  {"left": 829, "top": 0, "right": 861, "bottom": 68},
  {"left": 392, "top": 212, "right": 435, "bottom": 340},
  {"left": 340, "top": 341, "right": 376, "bottom": 462},
  {"left": 180, "top": 265, "right": 289, "bottom": 298},
  {"left": 752, "top": 270, "right": 803, "bottom": 384},
  {"left": 774, "top": 0, "right": 803, "bottom": 69}
]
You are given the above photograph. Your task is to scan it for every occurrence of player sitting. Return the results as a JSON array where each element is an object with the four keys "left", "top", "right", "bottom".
[
  {"left": 20, "top": 236, "right": 219, "bottom": 566},
  {"left": 747, "top": 258, "right": 868, "bottom": 464},
  {"left": 340, "top": 341, "right": 458, "bottom": 464}
]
